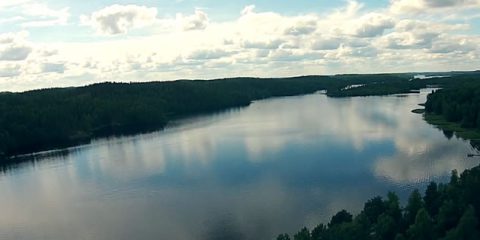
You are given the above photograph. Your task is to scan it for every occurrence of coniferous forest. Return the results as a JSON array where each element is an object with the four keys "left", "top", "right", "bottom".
[
  {"left": 2, "top": 73, "right": 478, "bottom": 160},
  {"left": 1, "top": 72, "right": 480, "bottom": 239},
  {"left": 425, "top": 81, "right": 480, "bottom": 129},
  {"left": 277, "top": 166, "right": 480, "bottom": 240},
  {"left": 277, "top": 72, "right": 480, "bottom": 240}
]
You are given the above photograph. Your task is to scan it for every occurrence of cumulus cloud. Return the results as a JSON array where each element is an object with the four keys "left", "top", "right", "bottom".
[
  {"left": 187, "top": 49, "right": 232, "bottom": 60},
  {"left": 0, "top": 63, "right": 21, "bottom": 77},
  {"left": 375, "top": 18, "right": 472, "bottom": 51},
  {"left": 0, "top": 45, "right": 32, "bottom": 61},
  {"left": 284, "top": 20, "right": 317, "bottom": 36},
  {"left": 21, "top": 3, "right": 70, "bottom": 27},
  {"left": 178, "top": 10, "right": 209, "bottom": 31},
  {"left": 41, "top": 62, "right": 65, "bottom": 73},
  {"left": 0, "top": 31, "right": 28, "bottom": 44},
  {"left": 0, "top": 32, "right": 32, "bottom": 61},
  {"left": 242, "top": 39, "right": 284, "bottom": 49},
  {"left": 82, "top": 4, "right": 157, "bottom": 35},
  {"left": 0, "top": 34, "right": 17, "bottom": 44},
  {"left": 391, "top": 0, "right": 480, "bottom": 14},
  {"left": 311, "top": 37, "right": 341, "bottom": 50},
  {"left": 0, "top": 0, "right": 31, "bottom": 10},
  {"left": 1, "top": 1, "right": 480, "bottom": 91},
  {"left": 378, "top": 31, "right": 439, "bottom": 49},
  {"left": 429, "top": 37, "right": 477, "bottom": 54},
  {"left": 352, "top": 13, "right": 395, "bottom": 38},
  {"left": 241, "top": 5, "right": 256, "bottom": 16}
]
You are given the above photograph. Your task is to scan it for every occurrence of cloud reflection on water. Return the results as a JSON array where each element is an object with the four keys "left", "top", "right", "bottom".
[{"left": 0, "top": 90, "right": 479, "bottom": 240}]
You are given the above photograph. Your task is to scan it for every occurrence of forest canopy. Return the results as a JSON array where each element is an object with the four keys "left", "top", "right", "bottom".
[
  {"left": 277, "top": 166, "right": 480, "bottom": 240},
  {"left": 0, "top": 72, "right": 478, "bottom": 161}
]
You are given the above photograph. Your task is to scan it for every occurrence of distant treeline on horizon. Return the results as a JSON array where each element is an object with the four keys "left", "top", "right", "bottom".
[{"left": 1, "top": 72, "right": 479, "bottom": 162}]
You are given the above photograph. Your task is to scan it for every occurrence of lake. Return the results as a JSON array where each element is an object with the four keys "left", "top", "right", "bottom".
[{"left": 0, "top": 89, "right": 479, "bottom": 240}]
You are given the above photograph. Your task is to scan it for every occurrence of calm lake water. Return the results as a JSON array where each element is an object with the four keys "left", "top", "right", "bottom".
[{"left": 1, "top": 90, "right": 479, "bottom": 240}]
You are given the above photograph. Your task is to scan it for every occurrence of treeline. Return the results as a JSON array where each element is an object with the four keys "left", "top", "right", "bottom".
[
  {"left": 1, "top": 72, "right": 478, "bottom": 160},
  {"left": 0, "top": 74, "right": 422, "bottom": 159},
  {"left": 326, "top": 75, "right": 479, "bottom": 98},
  {"left": 425, "top": 81, "right": 480, "bottom": 129},
  {"left": 1, "top": 76, "right": 343, "bottom": 158},
  {"left": 277, "top": 165, "right": 480, "bottom": 240}
]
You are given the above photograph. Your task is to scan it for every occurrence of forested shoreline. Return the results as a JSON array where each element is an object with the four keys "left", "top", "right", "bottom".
[
  {"left": 277, "top": 166, "right": 480, "bottom": 240},
  {"left": 1, "top": 72, "right": 479, "bottom": 162},
  {"left": 0, "top": 76, "right": 330, "bottom": 158},
  {"left": 278, "top": 73, "right": 480, "bottom": 240},
  {"left": 425, "top": 81, "right": 480, "bottom": 129},
  {"left": 0, "top": 74, "right": 407, "bottom": 159}
]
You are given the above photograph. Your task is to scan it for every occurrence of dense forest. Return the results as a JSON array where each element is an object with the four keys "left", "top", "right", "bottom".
[
  {"left": 277, "top": 165, "right": 480, "bottom": 240},
  {"left": 1, "top": 72, "right": 479, "bottom": 161},
  {"left": 0, "top": 74, "right": 411, "bottom": 159},
  {"left": 0, "top": 76, "right": 332, "bottom": 158},
  {"left": 425, "top": 81, "right": 480, "bottom": 129}
]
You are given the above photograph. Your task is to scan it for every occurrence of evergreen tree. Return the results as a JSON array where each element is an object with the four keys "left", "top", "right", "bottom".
[
  {"left": 311, "top": 224, "right": 326, "bottom": 240},
  {"left": 406, "top": 209, "right": 434, "bottom": 240},
  {"left": 329, "top": 210, "right": 353, "bottom": 227},
  {"left": 277, "top": 233, "right": 291, "bottom": 240},
  {"left": 294, "top": 227, "right": 311, "bottom": 240},
  {"left": 424, "top": 182, "right": 441, "bottom": 217},
  {"left": 405, "top": 189, "right": 424, "bottom": 226},
  {"left": 442, "top": 206, "right": 480, "bottom": 240}
]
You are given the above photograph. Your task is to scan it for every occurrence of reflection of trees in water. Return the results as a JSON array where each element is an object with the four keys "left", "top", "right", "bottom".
[
  {"left": 0, "top": 148, "right": 71, "bottom": 175},
  {"left": 203, "top": 215, "right": 245, "bottom": 240},
  {"left": 471, "top": 140, "right": 480, "bottom": 151},
  {"left": 442, "top": 130, "right": 454, "bottom": 140},
  {"left": 430, "top": 122, "right": 480, "bottom": 152}
]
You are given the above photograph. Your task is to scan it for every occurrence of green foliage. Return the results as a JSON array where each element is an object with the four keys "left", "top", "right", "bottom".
[
  {"left": 277, "top": 233, "right": 291, "bottom": 240},
  {"left": 442, "top": 206, "right": 480, "bottom": 240},
  {"left": 405, "top": 189, "right": 424, "bottom": 226},
  {"left": 329, "top": 210, "right": 353, "bottom": 227},
  {"left": 362, "top": 196, "right": 386, "bottom": 225},
  {"left": 424, "top": 182, "right": 441, "bottom": 217},
  {"left": 294, "top": 227, "right": 311, "bottom": 240},
  {"left": 374, "top": 213, "right": 397, "bottom": 240},
  {"left": 311, "top": 224, "right": 327, "bottom": 240},
  {"left": 1, "top": 72, "right": 477, "bottom": 164},
  {"left": 282, "top": 165, "right": 480, "bottom": 240},
  {"left": 0, "top": 76, "right": 338, "bottom": 159},
  {"left": 406, "top": 209, "right": 434, "bottom": 240},
  {"left": 425, "top": 80, "right": 480, "bottom": 129}
]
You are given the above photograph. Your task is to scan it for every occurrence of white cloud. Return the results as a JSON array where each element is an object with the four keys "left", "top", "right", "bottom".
[
  {"left": 376, "top": 19, "right": 470, "bottom": 50},
  {"left": 41, "top": 62, "right": 66, "bottom": 74},
  {"left": 83, "top": 4, "right": 157, "bottom": 35},
  {"left": 187, "top": 49, "right": 232, "bottom": 60},
  {"left": 242, "top": 39, "right": 284, "bottom": 49},
  {"left": 429, "top": 36, "right": 478, "bottom": 54},
  {"left": 0, "top": 63, "right": 21, "bottom": 77},
  {"left": 241, "top": 5, "right": 256, "bottom": 16},
  {"left": 391, "top": 0, "right": 480, "bottom": 14},
  {"left": 0, "top": 45, "right": 32, "bottom": 61},
  {"left": 1, "top": 1, "right": 479, "bottom": 91},
  {"left": 21, "top": 3, "right": 70, "bottom": 27},
  {"left": 0, "top": 31, "right": 29, "bottom": 44},
  {"left": 351, "top": 13, "right": 395, "bottom": 38},
  {"left": 177, "top": 10, "right": 209, "bottom": 31},
  {"left": 284, "top": 20, "right": 317, "bottom": 36},
  {"left": 0, "top": 32, "right": 32, "bottom": 61},
  {"left": 311, "top": 37, "right": 341, "bottom": 50},
  {"left": 0, "top": 0, "right": 31, "bottom": 10}
]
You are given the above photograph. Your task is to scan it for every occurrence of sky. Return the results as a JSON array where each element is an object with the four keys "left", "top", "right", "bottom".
[{"left": 1, "top": 0, "right": 480, "bottom": 92}]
